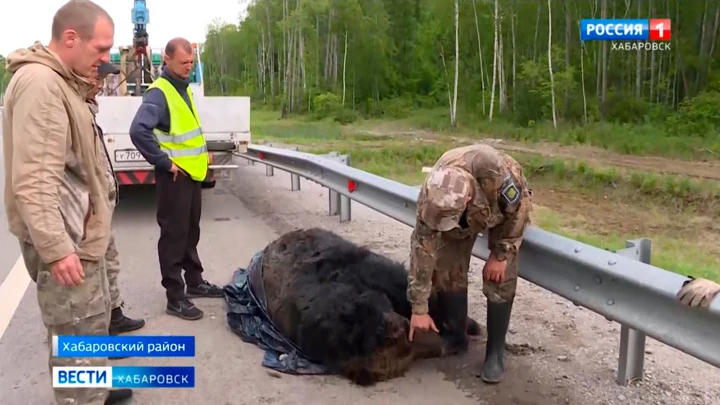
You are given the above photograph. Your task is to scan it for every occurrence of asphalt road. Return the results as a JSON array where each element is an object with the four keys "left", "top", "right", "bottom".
[
  {"left": 0, "top": 130, "right": 22, "bottom": 299},
  {"left": 0, "top": 149, "right": 482, "bottom": 404}
]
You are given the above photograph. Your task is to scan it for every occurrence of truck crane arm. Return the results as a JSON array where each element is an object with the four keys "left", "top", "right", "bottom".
[
  {"left": 129, "top": 0, "right": 152, "bottom": 96},
  {"left": 131, "top": 0, "right": 149, "bottom": 58}
]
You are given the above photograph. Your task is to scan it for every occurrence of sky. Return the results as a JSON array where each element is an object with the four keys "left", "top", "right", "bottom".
[{"left": 0, "top": 0, "right": 247, "bottom": 56}]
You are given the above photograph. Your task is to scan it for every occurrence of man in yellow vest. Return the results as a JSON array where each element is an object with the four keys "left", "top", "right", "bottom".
[{"left": 130, "top": 37, "right": 224, "bottom": 321}]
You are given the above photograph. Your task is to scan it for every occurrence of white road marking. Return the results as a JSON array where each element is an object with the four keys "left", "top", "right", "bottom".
[{"left": 0, "top": 256, "right": 31, "bottom": 342}]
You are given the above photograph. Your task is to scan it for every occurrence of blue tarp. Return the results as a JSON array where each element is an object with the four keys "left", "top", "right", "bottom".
[{"left": 223, "top": 251, "right": 329, "bottom": 375}]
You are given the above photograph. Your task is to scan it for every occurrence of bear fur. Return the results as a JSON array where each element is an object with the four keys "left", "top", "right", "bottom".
[{"left": 258, "top": 227, "right": 480, "bottom": 386}]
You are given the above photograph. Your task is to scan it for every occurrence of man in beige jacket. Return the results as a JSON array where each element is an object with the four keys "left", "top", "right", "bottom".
[{"left": 2, "top": 1, "right": 130, "bottom": 404}]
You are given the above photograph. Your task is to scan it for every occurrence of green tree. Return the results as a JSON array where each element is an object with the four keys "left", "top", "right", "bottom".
[{"left": 0, "top": 55, "right": 10, "bottom": 104}]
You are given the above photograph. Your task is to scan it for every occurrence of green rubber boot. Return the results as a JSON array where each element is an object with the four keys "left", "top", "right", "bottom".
[{"left": 480, "top": 298, "right": 514, "bottom": 383}]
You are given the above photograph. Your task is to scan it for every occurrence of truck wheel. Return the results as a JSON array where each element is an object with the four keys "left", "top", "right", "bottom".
[{"left": 201, "top": 180, "right": 216, "bottom": 189}]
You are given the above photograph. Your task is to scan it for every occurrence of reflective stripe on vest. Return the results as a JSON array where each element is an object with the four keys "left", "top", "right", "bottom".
[
  {"left": 154, "top": 127, "right": 203, "bottom": 143},
  {"left": 161, "top": 144, "right": 208, "bottom": 158},
  {"left": 147, "top": 77, "right": 208, "bottom": 181}
]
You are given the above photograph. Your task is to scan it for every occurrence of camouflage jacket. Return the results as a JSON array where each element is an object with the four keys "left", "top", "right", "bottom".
[
  {"left": 87, "top": 99, "right": 119, "bottom": 210},
  {"left": 407, "top": 144, "right": 533, "bottom": 314}
]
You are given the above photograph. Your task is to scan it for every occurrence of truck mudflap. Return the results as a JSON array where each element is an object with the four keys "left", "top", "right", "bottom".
[{"left": 116, "top": 170, "right": 156, "bottom": 185}]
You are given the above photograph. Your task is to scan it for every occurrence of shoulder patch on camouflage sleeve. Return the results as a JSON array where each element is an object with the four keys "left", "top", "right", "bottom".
[{"left": 499, "top": 173, "right": 522, "bottom": 206}]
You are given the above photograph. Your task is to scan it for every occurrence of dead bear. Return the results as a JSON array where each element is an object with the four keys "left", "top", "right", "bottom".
[{"left": 258, "top": 227, "right": 481, "bottom": 386}]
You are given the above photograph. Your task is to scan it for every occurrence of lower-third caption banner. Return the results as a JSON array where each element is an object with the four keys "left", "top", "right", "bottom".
[{"left": 52, "top": 366, "right": 195, "bottom": 388}]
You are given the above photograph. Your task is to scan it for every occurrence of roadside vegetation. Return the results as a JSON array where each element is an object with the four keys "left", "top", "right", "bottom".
[
  {"left": 197, "top": 0, "right": 720, "bottom": 281},
  {"left": 251, "top": 110, "right": 720, "bottom": 281},
  {"left": 252, "top": 109, "right": 720, "bottom": 215}
]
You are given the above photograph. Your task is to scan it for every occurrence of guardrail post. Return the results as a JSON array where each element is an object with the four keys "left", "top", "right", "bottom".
[
  {"left": 339, "top": 154, "right": 351, "bottom": 222},
  {"left": 290, "top": 147, "right": 301, "bottom": 191},
  {"left": 328, "top": 190, "right": 340, "bottom": 215},
  {"left": 265, "top": 144, "right": 274, "bottom": 176},
  {"left": 323, "top": 152, "right": 340, "bottom": 216},
  {"left": 615, "top": 238, "right": 652, "bottom": 386}
]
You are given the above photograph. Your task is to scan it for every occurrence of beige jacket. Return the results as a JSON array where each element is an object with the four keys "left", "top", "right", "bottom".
[{"left": 2, "top": 42, "right": 112, "bottom": 264}]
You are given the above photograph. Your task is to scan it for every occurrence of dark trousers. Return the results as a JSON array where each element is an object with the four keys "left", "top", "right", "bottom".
[{"left": 155, "top": 169, "right": 205, "bottom": 302}]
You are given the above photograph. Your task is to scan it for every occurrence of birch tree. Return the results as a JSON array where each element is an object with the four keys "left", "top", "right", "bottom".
[
  {"left": 342, "top": 30, "right": 348, "bottom": 106},
  {"left": 489, "top": 0, "right": 499, "bottom": 122},
  {"left": 580, "top": 37, "right": 588, "bottom": 125},
  {"left": 511, "top": 1, "right": 517, "bottom": 111},
  {"left": 548, "top": 0, "right": 558, "bottom": 128},
  {"left": 472, "top": 0, "right": 487, "bottom": 115},
  {"left": 451, "top": 0, "right": 459, "bottom": 128}
]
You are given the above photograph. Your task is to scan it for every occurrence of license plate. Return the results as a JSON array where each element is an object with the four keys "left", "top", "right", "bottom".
[{"left": 114, "top": 149, "right": 146, "bottom": 163}]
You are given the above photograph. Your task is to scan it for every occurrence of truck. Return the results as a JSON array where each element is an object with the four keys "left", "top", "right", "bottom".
[{"left": 95, "top": 1, "right": 250, "bottom": 189}]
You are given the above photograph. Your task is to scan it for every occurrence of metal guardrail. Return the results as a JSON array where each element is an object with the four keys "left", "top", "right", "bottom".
[{"left": 237, "top": 143, "right": 720, "bottom": 386}]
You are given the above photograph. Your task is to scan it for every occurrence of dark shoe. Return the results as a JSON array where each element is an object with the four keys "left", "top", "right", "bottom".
[
  {"left": 104, "top": 388, "right": 133, "bottom": 404},
  {"left": 186, "top": 280, "right": 224, "bottom": 298},
  {"left": 437, "top": 290, "right": 469, "bottom": 356},
  {"left": 466, "top": 316, "right": 481, "bottom": 336},
  {"left": 166, "top": 299, "right": 204, "bottom": 320},
  {"left": 109, "top": 307, "right": 146, "bottom": 335},
  {"left": 480, "top": 298, "right": 514, "bottom": 384}
]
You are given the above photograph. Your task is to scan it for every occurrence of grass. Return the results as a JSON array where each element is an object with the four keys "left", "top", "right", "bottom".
[
  {"left": 517, "top": 154, "right": 720, "bottom": 216},
  {"left": 532, "top": 207, "right": 719, "bottom": 281},
  {"left": 250, "top": 109, "right": 720, "bottom": 281}
]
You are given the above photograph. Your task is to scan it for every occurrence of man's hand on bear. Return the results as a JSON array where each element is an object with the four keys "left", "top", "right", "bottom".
[{"left": 409, "top": 313, "right": 439, "bottom": 341}]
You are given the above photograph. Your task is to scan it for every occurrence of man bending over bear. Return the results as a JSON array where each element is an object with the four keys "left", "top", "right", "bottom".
[
  {"left": 407, "top": 144, "right": 533, "bottom": 384},
  {"left": 224, "top": 227, "right": 482, "bottom": 386}
]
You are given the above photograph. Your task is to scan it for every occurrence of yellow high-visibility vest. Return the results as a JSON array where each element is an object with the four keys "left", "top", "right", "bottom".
[{"left": 147, "top": 77, "right": 208, "bottom": 181}]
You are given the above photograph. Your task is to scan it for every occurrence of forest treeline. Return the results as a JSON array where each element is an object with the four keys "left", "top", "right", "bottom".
[
  {"left": 199, "top": 0, "right": 720, "bottom": 137},
  {"left": 4, "top": 1, "right": 719, "bottom": 138}
]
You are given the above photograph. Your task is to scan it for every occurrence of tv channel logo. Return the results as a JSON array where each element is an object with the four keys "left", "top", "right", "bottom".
[
  {"left": 53, "top": 366, "right": 195, "bottom": 388},
  {"left": 581, "top": 19, "right": 671, "bottom": 42},
  {"left": 649, "top": 19, "right": 671, "bottom": 41},
  {"left": 53, "top": 367, "right": 112, "bottom": 388}
]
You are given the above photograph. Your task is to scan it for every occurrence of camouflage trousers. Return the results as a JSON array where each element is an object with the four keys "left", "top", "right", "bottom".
[
  {"left": 105, "top": 233, "right": 124, "bottom": 310},
  {"left": 19, "top": 241, "right": 110, "bottom": 405},
  {"left": 431, "top": 230, "right": 519, "bottom": 303}
]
